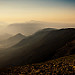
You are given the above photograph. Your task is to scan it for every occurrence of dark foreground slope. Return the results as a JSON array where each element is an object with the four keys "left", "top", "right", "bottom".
[
  {"left": 53, "top": 40, "right": 75, "bottom": 59},
  {"left": 1, "top": 54, "right": 75, "bottom": 75},
  {"left": 0, "top": 40, "right": 75, "bottom": 74},
  {"left": 0, "top": 28, "right": 75, "bottom": 68}
]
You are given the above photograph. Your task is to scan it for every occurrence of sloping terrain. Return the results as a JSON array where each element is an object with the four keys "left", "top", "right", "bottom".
[
  {"left": 0, "top": 28, "right": 75, "bottom": 68},
  {"left": 0, "top": 33, "right": 25, "bottom": 48},
  {"left": 53, "top": 40, "right": 75, "bottom": 59},
  {"left": 0, "top": 54, "right": 75, "bottom": 75}
]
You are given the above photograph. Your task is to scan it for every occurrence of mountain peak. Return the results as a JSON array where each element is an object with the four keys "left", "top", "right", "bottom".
[
  {"left": 15, "top": 33, "right": 25, "bottom": 37},
  {"left": 16, "top": 33, "right": 23, "bottom": 36}
]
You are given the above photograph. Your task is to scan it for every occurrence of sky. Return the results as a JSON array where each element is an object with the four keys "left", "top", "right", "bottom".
[{"left": 0, "top": 0, "right": 75, "bottom": 25}]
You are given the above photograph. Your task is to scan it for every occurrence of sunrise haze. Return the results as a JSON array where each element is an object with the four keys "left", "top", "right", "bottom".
[{"left": 0, "top": 0, "right": 75, "bottom": 25}]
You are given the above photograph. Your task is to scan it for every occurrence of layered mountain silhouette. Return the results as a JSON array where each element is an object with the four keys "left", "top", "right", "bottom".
[
  {"left": 0, "top": 28, "right": 75, "bottom": 68},
  {"left": 1, "top": 21, "right": 75, "bottom": 36},
  {"left": 0, "top": 33, "right": 25, "bottom": 48},
  {"left": 5, "top": 21, "right": 47, "bottom": 35},
  {"left": 5, "top": 21, "right": 67, "bottom": 35}
]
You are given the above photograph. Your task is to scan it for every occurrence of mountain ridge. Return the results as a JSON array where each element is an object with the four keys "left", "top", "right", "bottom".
[
  {"left": 0, "top": 28, "right": 75, "bottom": 68},
  {"left": 0, "top": 33, "right": 25, "bottom": 48}
]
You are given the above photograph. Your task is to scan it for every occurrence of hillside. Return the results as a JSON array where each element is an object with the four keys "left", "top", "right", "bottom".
[
  {"left": 0, "top": 28, "right": 75, "bottom": 68},
  {"left": 0, "top": 54, "right": 75, "bottom": 75},
  {"left": 53, "top": 40, "right": 75, "bottom": 59},
  {"left": 0, "top": 33, "right": 25, "bottom": 48}
]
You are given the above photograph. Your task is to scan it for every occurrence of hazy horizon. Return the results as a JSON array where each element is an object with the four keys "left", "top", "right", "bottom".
[
  {"left": 0, "top": 20, "right": 74, "bottom": 36},
  {"left": 0, "top": 0, "right": 75, "bottom": 35},
  {"left": 0, "top": 0, "right": 75, "bottom": 25}
]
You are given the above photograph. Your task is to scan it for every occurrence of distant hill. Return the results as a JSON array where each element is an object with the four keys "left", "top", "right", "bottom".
[
  {"left": 1, "top": 21, "right": 75, "bottom": 36},
  {"left": 5, "top": 21, "right": 58, "bottom": 35},
  {"left": 5, "top": 21, "right": 46, "bottom": 35},
  {"left": 0, "top": 33, "right": 12, "bottom": 41},
  {"left": 0, "top": 33, "right": 25, "bottom": 48},
  {"left": 0, "top": 28, "right": 75, "bottom": 68}
]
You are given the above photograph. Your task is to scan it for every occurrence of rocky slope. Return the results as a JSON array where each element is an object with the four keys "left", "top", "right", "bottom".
[{"left": 0, "top": 54, "right": 75, "bottom": 75}]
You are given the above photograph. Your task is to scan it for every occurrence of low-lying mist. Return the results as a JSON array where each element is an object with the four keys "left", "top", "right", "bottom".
[{"left": 0, "top": 21, "right": 75, "bottom": 36}]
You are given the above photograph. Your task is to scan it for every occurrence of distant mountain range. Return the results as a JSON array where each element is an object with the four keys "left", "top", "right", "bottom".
[
  {"left": 0, "top": 28, "right": 75, "bottom": 68},
  {"left": 5, "top": 21, "right": 75, "bottom": 35},
  {"left": 0, "top": 33, "right": 25, "bottom": 48},
  {"left": 0, "top": 21, "right": 75, "bottom": 36},
  {"left": 5, "top": 21, "right": 48, "bottom": 35}
]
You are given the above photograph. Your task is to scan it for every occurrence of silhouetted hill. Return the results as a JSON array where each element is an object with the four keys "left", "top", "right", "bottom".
[
  {"left": 13, "top": 28, "right": 56, "bottom": 47},
  {"left": 0, "top": 33, "right": 25, "bottom": 48},
  {"left": 0, "top": 28, "right": 75, "bottom": 68}
]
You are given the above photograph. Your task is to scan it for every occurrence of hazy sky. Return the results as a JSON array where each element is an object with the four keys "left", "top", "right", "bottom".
[{"left": 0, "top": 0, "right": 75, "bottom": 24}]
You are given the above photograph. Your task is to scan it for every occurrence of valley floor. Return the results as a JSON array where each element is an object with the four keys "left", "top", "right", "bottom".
[{"left": 1, "top": 54, "right": 75, "bottom": 75}]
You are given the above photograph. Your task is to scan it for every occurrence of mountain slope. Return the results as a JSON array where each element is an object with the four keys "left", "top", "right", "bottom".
[
  {"left": 0, "top": 28, "right": 75, "bottom": 68},
  {"left": 1, "top": 54, "right": 75, "bottom": 75},
  {"left": 0, "top": 33, "right": 25, "bottom": 48},
  {"left": 53, "top": 40, "right": 75, "bottom": 59}
]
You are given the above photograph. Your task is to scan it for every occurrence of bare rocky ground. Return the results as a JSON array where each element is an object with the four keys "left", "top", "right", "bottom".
[{"left": 0, "top": 54, "right": 75, "bottom": 75}]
